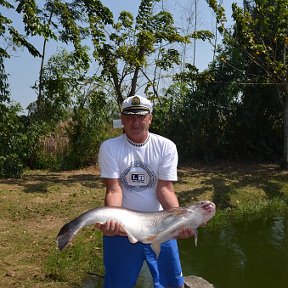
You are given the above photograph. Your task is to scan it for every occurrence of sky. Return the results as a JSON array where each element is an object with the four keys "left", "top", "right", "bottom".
[{"left": 3, "top": 0, "right": 241, "bottom": 113}]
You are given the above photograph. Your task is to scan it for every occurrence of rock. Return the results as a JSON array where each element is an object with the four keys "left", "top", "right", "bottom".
[
  {"left": 84, "top": 272, "right": 214, "bottom": 287},
  {"left": 184, "top": 275, "right": 214, "bottom": 288}
]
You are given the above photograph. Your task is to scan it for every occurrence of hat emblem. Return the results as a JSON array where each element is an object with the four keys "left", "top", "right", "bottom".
[{"left": 131, "top": 96, "right": 140, "bottom": 106}]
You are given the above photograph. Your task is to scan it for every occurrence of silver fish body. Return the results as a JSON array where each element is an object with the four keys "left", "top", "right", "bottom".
[{"left": 56, "top": 200, "right": 216, "bottom": 257}]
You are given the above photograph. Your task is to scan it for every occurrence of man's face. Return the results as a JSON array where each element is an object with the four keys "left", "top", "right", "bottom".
[{"left": 121, "top": 113, "right": 152, "bottom": 140}]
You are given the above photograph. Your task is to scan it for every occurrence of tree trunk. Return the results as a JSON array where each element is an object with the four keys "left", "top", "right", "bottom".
[{"left": 37, "top": 11, "right": 53, "bottom": 109}]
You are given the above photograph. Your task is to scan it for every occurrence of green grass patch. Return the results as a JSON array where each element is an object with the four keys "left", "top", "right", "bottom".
[
  {"left": 210, "top": 196, "right": 288, "bottom": 229},
  {"left": 1, "top": 163, "right": 287, "bottom": 287},
  {"left": 45, "top": 230, "right": 104, "bottom": 283}
]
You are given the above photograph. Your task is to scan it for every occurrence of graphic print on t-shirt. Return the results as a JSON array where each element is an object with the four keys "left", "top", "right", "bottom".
[{"left": 121, "top": 160, "right": 156, "bottom": 191}]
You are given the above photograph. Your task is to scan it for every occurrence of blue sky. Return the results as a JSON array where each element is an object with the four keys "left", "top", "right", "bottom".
[{"left": 3, "top": 0, "right": 240, "bottom": 113}]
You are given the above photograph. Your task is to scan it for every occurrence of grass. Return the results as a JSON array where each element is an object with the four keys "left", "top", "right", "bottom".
[{"left": 0, "top": 163, "right": 288, "bottom": 287}]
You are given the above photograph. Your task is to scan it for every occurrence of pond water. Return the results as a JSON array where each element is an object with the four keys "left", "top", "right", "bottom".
[
  {"left": 179, "top": 215, "right": 288, "bottom": 288},
  {"left": 83, "top": 215, "right": 288, "bottom": 288}
]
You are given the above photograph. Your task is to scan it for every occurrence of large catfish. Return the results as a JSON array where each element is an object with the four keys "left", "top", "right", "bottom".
[{"left": 56, "top": 200, "right": 216, "bottom": 257}]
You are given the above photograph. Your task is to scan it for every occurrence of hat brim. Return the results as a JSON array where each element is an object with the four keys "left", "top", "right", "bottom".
[
  {"left": 122, "top": 106, "right": 151, "bottom": 115},
  {"left": 121, "top": 109, "right": 150, "bottom": 115}
]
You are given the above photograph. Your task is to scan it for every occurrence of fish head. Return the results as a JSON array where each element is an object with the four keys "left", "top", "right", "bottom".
[{"left": 186, "top": 200, "right": 216, "bottom": 226}]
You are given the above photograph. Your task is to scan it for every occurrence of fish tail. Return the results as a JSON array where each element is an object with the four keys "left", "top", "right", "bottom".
[{"left": 56, "top": 220, "right": 79, "bottom": 251}]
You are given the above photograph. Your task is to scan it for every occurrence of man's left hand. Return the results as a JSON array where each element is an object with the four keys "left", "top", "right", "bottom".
[{"left": 177, "top": 227, "right": 195, "bottom": 239}]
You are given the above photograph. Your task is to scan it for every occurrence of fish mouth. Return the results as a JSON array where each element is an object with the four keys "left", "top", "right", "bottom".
[
  {"left": 202, "top": 201, "right": 216, "bottom": 214},
  {"left": 199, "top": 201, "right": 216, "bottom": 226}
]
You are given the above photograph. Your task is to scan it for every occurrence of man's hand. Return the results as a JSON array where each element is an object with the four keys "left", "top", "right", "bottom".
[
  {"left": 177, "top": 227, "right": 195, "bottom": 239},
  {"left": 96, "top": 220, "right": 127, "bottom": 237}
]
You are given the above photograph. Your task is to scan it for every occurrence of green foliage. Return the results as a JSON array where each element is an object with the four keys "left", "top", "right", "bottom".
[
  {"left": 0, "top": 59, "right": 30, "bottom": 178},
  {"left": 0, "top": 57, "right": 9, "bottom": 102},
  {"left": 0, "top": 106, "right": 49, "bottom": 177},
  {"left": 16, "top": 0, "right": 55, "bottom": 38},
  {"left": 0, "top": 0, "right": 56, "bottom": 58},
  {"left": 27, "top": 47, "right": 118, "bottom": 170},
  {"left": 28, "top": 47, "right": 89, "bottom": 169},
  {"left": 0, "top": 153, "right": 23, "bottom": 178},
  {"left": 65, "top": 91, "right": 114, "bottom": 169},
  {"left": 27, "top": 0, "right": 201, "bottom": 168},
  {"left": 86, "top": 0, "right": 192, "bottom": 102},
  {"left": 1, "top": 0, "right": 287, "bottom": 171},
  {"left": 231, "top": 0, "right": 288, "bottom": 82},
  {"left": 206, "top": 0, "right": 227, "bottom": 28},
  {"left": 207, "top": 0, "right": 288, "bottom": 167},
  {"left": 153, "top": 38, "right": 283, "bottom": 162},
  {"left": 151, "top": 97, "right": 176, "bottom": 137},
  {"left": 0, "top": 103, "right": 27, "bottom": 178},
  {"left": 153, "top": 88, "right": 228, "bottom": 162},
  {"left": 30, "top": 48, "right": 90, "bottom": 125},
  {"left": 226, "top": 85, "right": 283, "bottom": 159},
  {"left": 31, "top": 149, "right": 65, "bottom": 171}
]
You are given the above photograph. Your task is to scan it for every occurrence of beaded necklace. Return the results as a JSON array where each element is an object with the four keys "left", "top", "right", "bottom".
[{"left": 126, "top": 134, "right": 150, "bottom": 147}]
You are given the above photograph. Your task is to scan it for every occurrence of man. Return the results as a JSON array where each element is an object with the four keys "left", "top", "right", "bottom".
[{"left": 97, "top": 95, "right": 193, "bottom": 288}]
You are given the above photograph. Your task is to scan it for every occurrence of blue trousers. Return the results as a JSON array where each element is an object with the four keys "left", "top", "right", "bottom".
[{"left": 103, "top": 236, "right": 184, "bottom": 288}]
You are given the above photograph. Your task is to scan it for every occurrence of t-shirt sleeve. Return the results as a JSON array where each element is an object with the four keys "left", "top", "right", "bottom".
[
  {"left": 98, "top": 140, "right": 120, "bottom": 179},
  {"left": 158, "top": 140, "right": 178, "bottom": 181}
]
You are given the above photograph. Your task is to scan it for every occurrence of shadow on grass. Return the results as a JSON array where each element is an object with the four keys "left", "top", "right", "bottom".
[
  {"left": 178, "top": 177, "right": 233, "bottom": 209},
  {"left": 208, "top": 174, "right": 285, "bottom": 209},
  {"left": 178, "top": 187, "right": 209, "bottom": 207},
  {"left": 177, "top": 163, "right": 287, "bottom": 209},
  {"left": 208, "top": 177, "right": 233, "bottom": 209},
  {"left": 251, "top": 178, "right": 284, "bottom": 199},
  {"left": 0, "top": 172, "right": 104, "bottom": 194}
]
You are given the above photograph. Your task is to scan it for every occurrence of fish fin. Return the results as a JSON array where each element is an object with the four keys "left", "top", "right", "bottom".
[
  {"left": 151, "top": 243, "right": 161, "bottom": 259},
  {"left": 126, "top": 232, "right": 138, "bottom": 244},
  {"left": 143, "top": 234, "right": 157, "bottom": 243},
  {"left": 56, "top": 222, "right": 77, "bottom": 251},
  {"left": 194, "top": 229, "right": 198, "bottom": 247},
  {"left": 166, "top": 207, "right": 187, "bottom": 216}
]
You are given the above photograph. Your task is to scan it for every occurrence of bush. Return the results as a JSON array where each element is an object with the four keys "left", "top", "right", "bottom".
[
  {"left": 0, "top": 154, "right": 23, "bottom": 178},
  {"left": 0, "top": 103, "right": 29, "bottom": 178}
]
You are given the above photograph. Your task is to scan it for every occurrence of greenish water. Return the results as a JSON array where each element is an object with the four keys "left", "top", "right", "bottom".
[
  {"left": 83, "top": 214, "right": 288, "bottom": 287},
  {"left": 179, "top": 215, "right": 288, "bottom": 288}
]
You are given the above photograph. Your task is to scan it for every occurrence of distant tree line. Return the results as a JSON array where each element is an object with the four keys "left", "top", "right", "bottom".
[{"left": 0, "top": 0, "right": 287, "bottom": 177}]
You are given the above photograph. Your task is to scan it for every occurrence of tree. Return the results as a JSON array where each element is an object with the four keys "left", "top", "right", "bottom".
[
  {"left": 207, "top": 0, "right": 288, "bottom": 168},
  {"left": 0, "top": 57, "right": 31, "bottom": 177},
  {"left": 0, "top": 56, "right": 9, "bottom": 102},
  {"left": 87, "top": 0, "right": 191, "bottom": 107},
  {"left": 0, "top": 0, "right": 56, "bottom": 59},
  {"left": 29, "top": 48, "right": 91, "bottom": 124},
  {"left": 28, "top": 46, "right": 120, "bottom": 169},
  {"left": 2, "top": 0, "right": 214, "bottom": 112},
  {"left": 1, "top": 0, "right": 216, "bottom": 172}
]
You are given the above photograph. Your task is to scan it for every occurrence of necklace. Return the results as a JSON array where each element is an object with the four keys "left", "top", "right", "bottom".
[{"left": 126, "top": 134, "right": 150, "bottom": 147}]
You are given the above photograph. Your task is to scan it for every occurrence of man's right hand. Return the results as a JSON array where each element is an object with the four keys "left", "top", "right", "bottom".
[{"left": 96, "top": 220, "right": 127, "bottom": 237}]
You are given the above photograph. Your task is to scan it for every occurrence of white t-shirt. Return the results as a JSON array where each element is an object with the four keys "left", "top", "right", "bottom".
[{"left": 98, "top": 133, "right": 178, "bottom": 212}]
